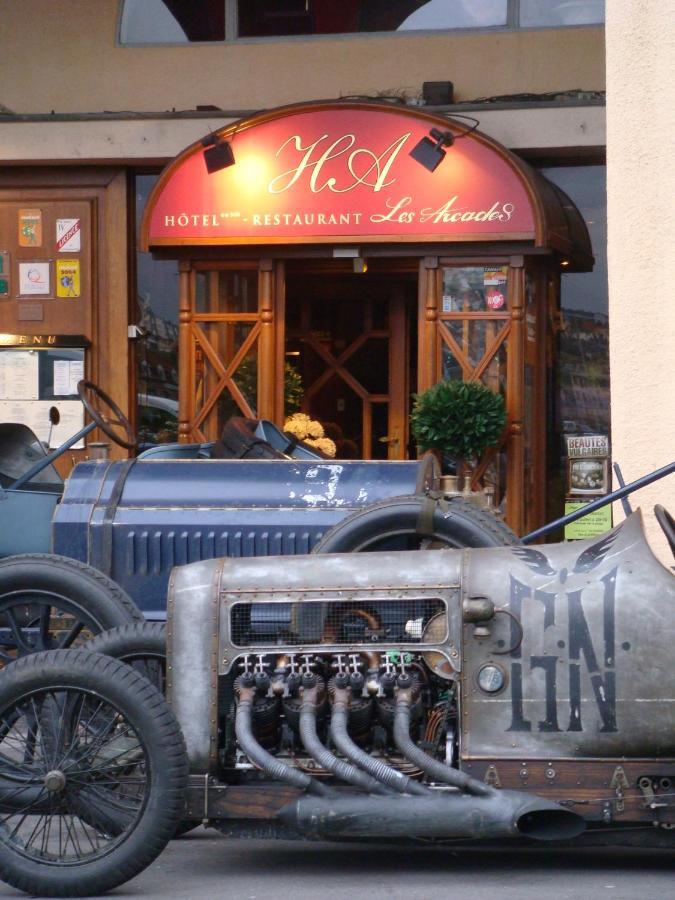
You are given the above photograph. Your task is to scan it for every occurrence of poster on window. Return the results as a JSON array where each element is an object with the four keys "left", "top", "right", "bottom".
[
  {"left": 0, "top": 350, "right": 40, "bottom": 400},
  {"left": 564, "top": 501, "right": 612, "bottom": 540},
  {"left": 566, "top": 434, "right": 610, "bottom": 458},
  {"left": 483, "top": 266, "right": 508, "bottom": 310},
  {"left": 568, "top": 457, "right": 608, "bottom": 495},
  {"left": 0, "top": 399, "right": 85, "bottom": 448}
]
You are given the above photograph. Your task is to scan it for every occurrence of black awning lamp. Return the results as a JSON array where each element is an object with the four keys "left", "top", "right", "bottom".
[
  {"left": 409, "top": 127, "right": 455, "bottom": 173},
  {"left": 202, "top": 134, "right": 235, "bottom": 173}
]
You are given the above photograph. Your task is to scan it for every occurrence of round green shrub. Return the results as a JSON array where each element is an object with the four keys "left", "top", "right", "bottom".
[{"left": 410, "top": 380, "right": 506, "bottom": 460}]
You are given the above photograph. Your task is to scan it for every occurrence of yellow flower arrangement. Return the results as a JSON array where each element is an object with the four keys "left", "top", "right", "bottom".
[{"left": 283, "top": 413, "right": 337, "bottom": 458}]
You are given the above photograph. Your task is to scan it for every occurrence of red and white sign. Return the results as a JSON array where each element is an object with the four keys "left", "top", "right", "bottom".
[
  {"left": 486, "top": 290, "right": 505, "bottom": 310},
  {"left": 143, "top": 104, "right": 536, "bottom": 248},
  {"left": 56, "top": 219, "right": 81, "bottom": 253}
]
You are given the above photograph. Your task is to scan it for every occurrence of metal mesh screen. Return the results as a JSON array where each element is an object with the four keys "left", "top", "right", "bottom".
[{"left": 230, "top": 598, "right": 446, "bottom": 648}]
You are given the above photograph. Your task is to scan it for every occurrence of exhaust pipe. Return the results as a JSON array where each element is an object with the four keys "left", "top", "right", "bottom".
[
  {"left": 279, "top": 790, "right": 586, "bottom": 842},
  {"left": 299, "top": 676, "right": 392, "bottom": 795},
  {"left": 393, "top": 679, "right": 491, "bottom": 797},
  {"left": 330, "top": 680, "right": 429, "bottom": 797},
  {"left": 235, "top": 676, "right": 333, "bottom": 797}
]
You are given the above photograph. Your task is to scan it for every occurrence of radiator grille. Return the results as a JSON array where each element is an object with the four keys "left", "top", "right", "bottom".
[{"left": 230, "top": 598, "right": 446, "bottom": 648}]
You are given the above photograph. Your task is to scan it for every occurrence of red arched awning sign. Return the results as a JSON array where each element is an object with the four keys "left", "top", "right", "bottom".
[{"left": 142, "top": 102, "right": 539, "bottom": 248}]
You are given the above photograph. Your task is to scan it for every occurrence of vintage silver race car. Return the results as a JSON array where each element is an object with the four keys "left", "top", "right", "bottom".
[{"left": 0, "top": 506, "right": 672, "bottom": 896}]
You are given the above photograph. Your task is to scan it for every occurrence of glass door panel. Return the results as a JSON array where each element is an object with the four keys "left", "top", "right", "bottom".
[
  {"left": 285, "top": 270, "right": 413, "bottom": 460},
  {"left": 437, "top": 265, "right": 511, "bottom": 507},
  {"left": 441, "top": 266, "right": 509, "bottom": 312},
  {"left": 183, "top": 267, "right": 261, "bottom": 442}
]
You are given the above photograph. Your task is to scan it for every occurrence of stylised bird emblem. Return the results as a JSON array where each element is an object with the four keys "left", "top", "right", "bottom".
[
  {"left": 511, "top": 528, "right": 620, "bottom": 582},
  {"left": 571, "top": 531, "right": 618, "bottom": 574},
  {"left": 511, "top": 547, "right": 557, "bottom": 577}
]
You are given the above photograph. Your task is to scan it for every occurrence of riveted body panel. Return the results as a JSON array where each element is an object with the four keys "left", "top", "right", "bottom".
[{"left": 460, "top": 512, "right": 675, "bottom": 760}]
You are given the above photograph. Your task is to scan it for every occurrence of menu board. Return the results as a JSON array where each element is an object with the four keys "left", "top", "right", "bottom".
[
  {"left": 0, "top": 351, "right": 39, "bottom": 399},
  {"left": 0, "top": 346, "right": 86, "bottom": 448},
  {"left": 0, "top": 399, "right": 85, "bottom": 448}
]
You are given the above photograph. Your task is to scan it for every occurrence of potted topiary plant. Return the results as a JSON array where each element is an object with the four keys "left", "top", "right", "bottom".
[{"left": 409, "top": 380, "right": 506, "bottom": 496}]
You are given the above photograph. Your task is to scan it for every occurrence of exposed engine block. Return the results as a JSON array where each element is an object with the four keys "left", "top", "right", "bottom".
[{"left": 227, "top": 648, "right": 451, "bottom": 778}]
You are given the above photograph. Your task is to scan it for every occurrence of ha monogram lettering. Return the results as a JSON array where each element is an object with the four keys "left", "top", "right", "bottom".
[{"left": 268, "top": 132, "right": 410, "bottom": 194}]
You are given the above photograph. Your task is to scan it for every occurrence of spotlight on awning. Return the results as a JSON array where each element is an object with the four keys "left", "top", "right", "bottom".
[
  {"left": 409, "top": 127, "right": 454, "bottom": 173},
  {"left": 202, "top": 134, "right": 235, "bottom": 174}
]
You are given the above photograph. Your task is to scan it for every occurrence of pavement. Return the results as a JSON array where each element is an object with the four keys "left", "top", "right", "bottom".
[{"left": 2, "top": 827, "right": 669, "bottom": 900}]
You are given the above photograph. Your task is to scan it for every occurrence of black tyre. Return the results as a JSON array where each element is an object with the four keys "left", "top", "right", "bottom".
[
  {"left": 85, "top": 622, "right": 167, "bottom": 693},
  {"left": 0, "top": 554, "right": 142, "bottom": 667},
  {"left": 83, "top": 624, "right": 199, "bottom": 839},
  {"left": 313, "top": 494, "right": 520, "bottom": 554},
  {"left": 0, "top": 649, "right": 188, "bottom": 897}
]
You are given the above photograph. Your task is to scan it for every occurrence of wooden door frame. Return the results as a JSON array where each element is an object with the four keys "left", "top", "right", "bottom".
[
  {"left": 178, "top": 259, "right": 277, "bottom": 441},
  {"left": 387, "top": 291, "right": 408, "bottom": 460},
  {"left": 0, "top": 167, "right": 129, "bottom": 462},
  {"left": 418, "top": 254, "right": 532, "bottom": 535}
]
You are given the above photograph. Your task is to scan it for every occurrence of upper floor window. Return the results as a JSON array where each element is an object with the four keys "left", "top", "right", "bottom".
[
  {"left": 520, "top": 0, "right": 604, "bottom": 26},
  {"left": 119, "top": 0, "right": 604, "bottom": 44}
]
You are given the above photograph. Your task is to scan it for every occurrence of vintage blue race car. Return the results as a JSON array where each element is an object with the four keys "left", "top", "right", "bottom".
[{"left": 0, "top": 381, "right": 515, "bottom": 656}]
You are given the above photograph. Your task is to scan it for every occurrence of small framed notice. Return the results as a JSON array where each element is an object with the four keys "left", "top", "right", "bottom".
[
  {"left": 56, "top": 260, "right": 80, "bottom": 298},
  {"left": 568, "top": 457, "right": 609, "bottom": 495},
  {"left": 0, "top": 251, "right": 9, "bottom": 298},
  {"left": 18, "top": 209, "right": 42, "bottom": 247},
  {"left": 56, "top": 218, "right": 81, "bottom": 252},
  {"left": 564, "top": 501, "right": 613, "bottom": 540},
  {"left": 18, "top": 261, "right": 51, "bottom": 297}
]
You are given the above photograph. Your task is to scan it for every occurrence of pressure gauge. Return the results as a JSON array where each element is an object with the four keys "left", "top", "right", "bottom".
[{"left": 476, "top": 664, "right": 505, "bottom": 694}]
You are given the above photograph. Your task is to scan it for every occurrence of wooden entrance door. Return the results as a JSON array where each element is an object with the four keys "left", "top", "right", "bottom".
[
  {"left": 417, "top": 257, "right": 540, "bottom": 535},
  {"left": 177, "top": 260, "right": 278, "bottom": 442},
  {"left": 285, "top": 270, "right": 411, "bottom": 460}
]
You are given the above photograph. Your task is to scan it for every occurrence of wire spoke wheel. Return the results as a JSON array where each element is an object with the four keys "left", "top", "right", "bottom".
[
  {"left": 0, "top": 650, "right": 187, "bottom": 897},
  {"left": 0, "top": 685, "right": 147, "bottom": 864},
  {"left": 83, "top": 623, "right": 200, "bottom": 838},
  {"left": 0, "top": 593, "right": 100, "bottom": 667},
  {"left": 0, "top": 555, "right": 142, "bottom": 671}
]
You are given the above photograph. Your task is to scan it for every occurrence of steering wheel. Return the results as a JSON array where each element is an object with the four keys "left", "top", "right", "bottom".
[
  {"left": 654, "top": 504, "right": 675, "bottom": 560},
  {"left": 77, "top": 380, "right": 138, "bottom": 451}
]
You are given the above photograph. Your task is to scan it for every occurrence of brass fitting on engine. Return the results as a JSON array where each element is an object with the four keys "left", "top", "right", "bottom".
[
  {"left": 234, "top": 673, "right": 256, "bottom": 703},
  {"left": 394, "top": 685, "right": 416, "bottom": 709},
  {"left": 330, "top": 677, "right": 352, "bottom": 711},
  {"left": 300, "top": 673, "right": 324, "bottom": 708}
]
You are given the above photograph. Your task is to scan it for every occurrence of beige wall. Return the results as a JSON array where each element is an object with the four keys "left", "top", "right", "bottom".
[
  {"left": 1, "top": 1, "right": 605, "bottom": 114},
  {"left": 0, "top": 106, "right": 606, "bottom": 163},
  {"left": 606, "top": 2, "right": 675, "bottom": 562}
]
